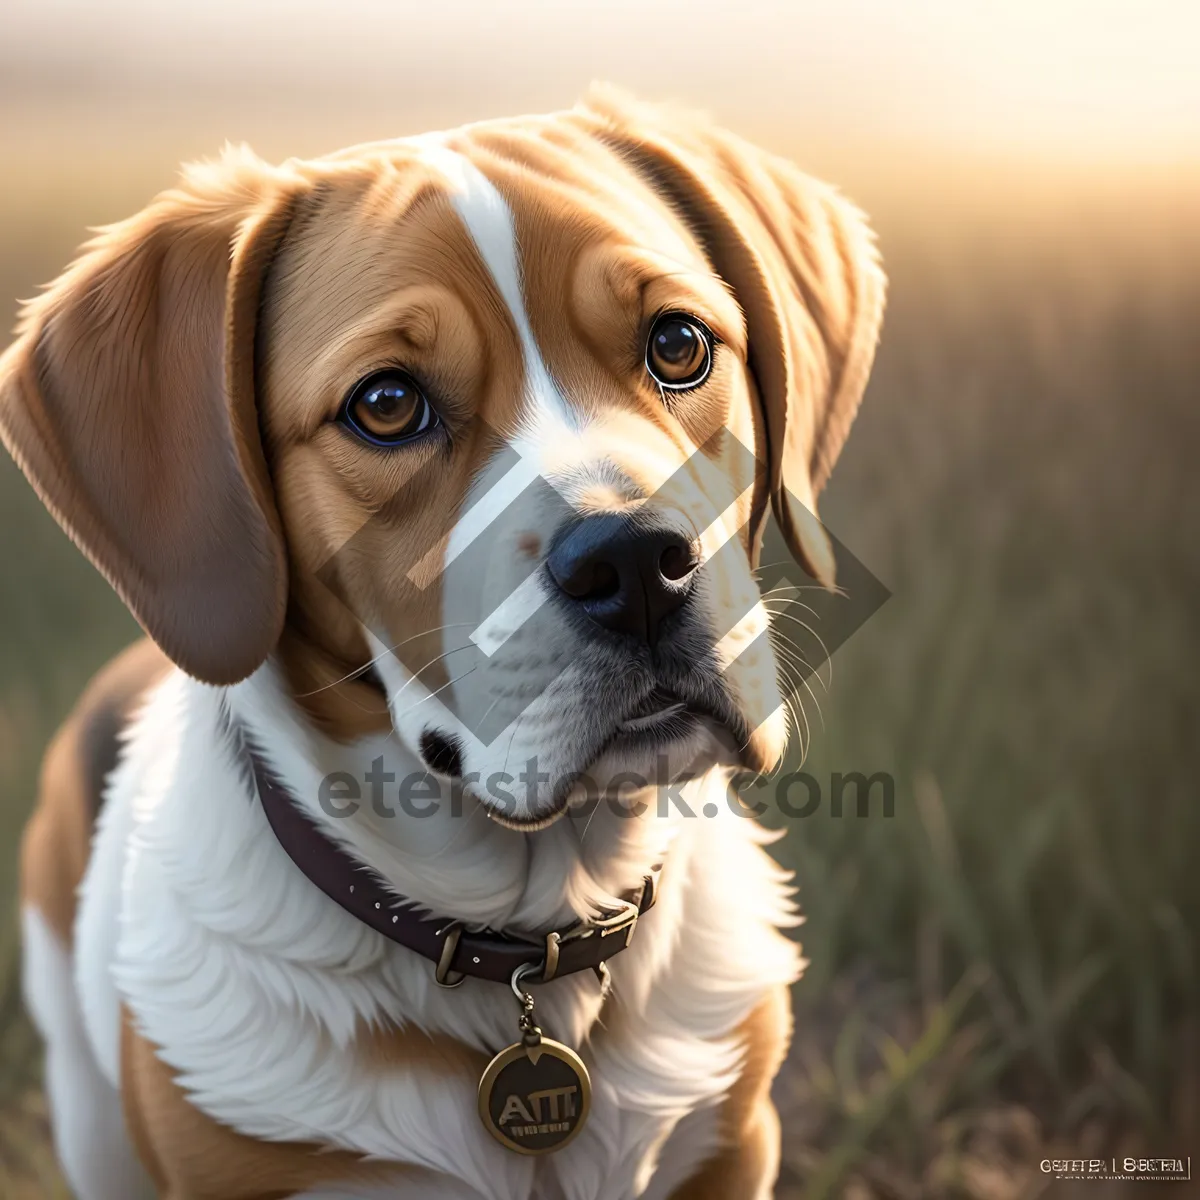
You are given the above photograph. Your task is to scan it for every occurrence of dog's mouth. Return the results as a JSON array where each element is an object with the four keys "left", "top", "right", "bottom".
[
  {"left": 419, "top": 675, "right": 749, "bottom": 831},
  {"left": 611, "top": 687, "right": 725, "bottom": 745},
  {"left": 477, "top": 693, "right": 741, "bottom": 830},
  {"left": 412, "top": 638, "right": 748, "bottom": 835},
  {"left": 579, "top": 679, "right": 748, "bottom": 784}
]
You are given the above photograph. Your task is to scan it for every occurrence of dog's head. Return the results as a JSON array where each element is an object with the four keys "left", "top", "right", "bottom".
[{"left": 0, "top": 89, "right": 884, "bottom": 826}]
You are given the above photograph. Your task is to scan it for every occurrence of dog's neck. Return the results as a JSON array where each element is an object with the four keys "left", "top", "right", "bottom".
[
  {"left": 104, "top": 659, "right": 801, "bottom": 1180},
  {"left": 224, "top": 661, "right": 678, "bottom": 937}
]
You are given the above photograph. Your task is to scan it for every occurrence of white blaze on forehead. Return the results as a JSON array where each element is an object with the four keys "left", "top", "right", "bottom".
[
  {"left": 409, "top": 136, "right": 578, "bottom": 439},
  {"left": 404, "top": 136, "right": 586, "bottom": 613},
  {"left": 401, "top": 139, "right": 761, "bottom": 664},
  {"left": 406, "top": 137, "right": 601, "bottom": 659}
]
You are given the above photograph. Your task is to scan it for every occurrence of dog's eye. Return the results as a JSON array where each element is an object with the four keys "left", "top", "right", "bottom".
[
  {"left": 646, "top": 313, "right": 713, "bottom": 390},
  {"left": 340, "top": 370, "right": 438, "bottom": 445}
]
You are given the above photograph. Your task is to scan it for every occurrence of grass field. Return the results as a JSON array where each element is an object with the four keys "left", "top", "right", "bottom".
[
  {"left": 0, "top": 156, "right": 1197, "bottom": 1198},
  {"left": 770, "top": 210, "right": 1200, "bottom": 1197}
]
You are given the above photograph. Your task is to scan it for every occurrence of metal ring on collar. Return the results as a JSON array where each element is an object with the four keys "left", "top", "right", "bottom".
[
  {"left": 511, "top": 960, "right": 543, "bottom": 1001},
  {"left": 434, "top": 921, "right": 466, "bottom": 988}
]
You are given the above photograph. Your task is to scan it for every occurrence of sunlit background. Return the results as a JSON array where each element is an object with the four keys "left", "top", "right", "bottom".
[
  {"left": 1, "top": 2, "right": 1198, "bottom": 1196},
  {"left": 5, "top": 0, "right": 1200, "bottom": 206}
]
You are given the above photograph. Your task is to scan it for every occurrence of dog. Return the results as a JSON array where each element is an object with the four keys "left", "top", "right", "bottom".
[{"left": 0, "top": 87, "right": 884, "bottom": 1200}]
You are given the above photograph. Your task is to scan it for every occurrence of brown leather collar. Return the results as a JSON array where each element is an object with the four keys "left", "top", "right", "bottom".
[{"left": 251, "top": 752, "right": 657, "bottom": 988}]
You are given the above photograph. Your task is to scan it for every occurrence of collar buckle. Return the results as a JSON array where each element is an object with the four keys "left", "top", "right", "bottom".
[{"left": 541, "top": 897, "right": 641, "bottom": 983}]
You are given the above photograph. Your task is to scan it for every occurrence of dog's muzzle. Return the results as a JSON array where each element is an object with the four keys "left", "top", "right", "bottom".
[{"left": 546, "top": 511, "right": 700, "bottom": 647}]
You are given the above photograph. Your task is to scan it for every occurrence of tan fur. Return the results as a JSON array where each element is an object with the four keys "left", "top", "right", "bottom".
[
  {"left": 3, "top": 94, "right": 886, "bottom": 1198},
  {"left": 450, "top": 119, "right": 758, "bottom": 530},
  {"left": 119, "top": 991, "right": 790, "bottom": 1200},
  {"left": 259, "top": 170, "right": 528, "bottom": 742},
  {"left": 20, "top": 639, "right": 170, "bottom": 943},
  {"left": 668, "top": 985, "right": 793, "bottom": 1199},
  {"left": 0, "top": 164, "right": 298, "bottom": 685},
  {"left": 575, "top": 88, "right": 887, "bottom": 589},
  {"left": 120, "top": 1009, "right": 461, "bottom": 1199}
]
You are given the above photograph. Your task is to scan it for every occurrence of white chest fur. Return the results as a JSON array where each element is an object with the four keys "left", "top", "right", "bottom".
[{"left": 78, "top": 666, "right": 800, "bottom": 1200}]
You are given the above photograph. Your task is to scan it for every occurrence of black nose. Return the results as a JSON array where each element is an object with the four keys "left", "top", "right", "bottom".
[{"left": 546, "top": 513, "right": 699, "bottom": 645}]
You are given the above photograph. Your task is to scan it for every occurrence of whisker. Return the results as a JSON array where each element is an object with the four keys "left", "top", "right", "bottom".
[
  {"left": 500, "top": 707, "right": 529, "bottom": 782},
  {"left": 761, "top": 596, "right": 823, "bottom": 623},
  {"left": 785, "top": 690, "right": 809, "bottom": 758},
  {"left": 759, "top": 584, "right": 807, "bottom": 601},
  {"left": 774, "top": 646, "right": 827, "bottom": 727},
  {"left": 295, "top": 622, "right": 476, "bottom": 698},
  {"left": 472, "top": 687, "right": 509, "bottom": 735},
  {"left": 394, "top": 665, "right": 478, "bottom": 722},
  {"left": 758, "top": 575, "right": 850, "bottom": 601},
  {"left": 767, "top": 625, "right": 826, "bottom": 752},
  {"left": 762, "top": 607, "right": 833, "bottom": 691},
  {"left": 765, "top": 632, "right": 830, "bottom": 692},
  {"left": 578, "top": 786, "right": 603, "bottom": 847},
  {"left": 777, "top": 652, "right": 825, "bottom": 734},
  {"left": 766, "top": 626, "right": 829, "bottom": 693},
  {"left": 791, "top": 665, "right": 826, "bottom": 736},
  {"left": 388, "top": 643, "right": 477, "bottom": 705},
  {"left": 779, "top": 668, "right": 810, "bottom": 752},
  {"left": 772, "top": 634, "right": 828, "bottom": 715}
]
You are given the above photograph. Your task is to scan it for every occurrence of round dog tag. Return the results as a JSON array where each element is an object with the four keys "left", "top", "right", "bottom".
[{"left": 477, "top": 1037, "right": 591, "bottom": 1155}]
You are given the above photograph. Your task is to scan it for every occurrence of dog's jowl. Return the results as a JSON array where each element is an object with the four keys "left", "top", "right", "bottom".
[{"left": 0, "top": 87, "right": 884, "bottom": 1200}]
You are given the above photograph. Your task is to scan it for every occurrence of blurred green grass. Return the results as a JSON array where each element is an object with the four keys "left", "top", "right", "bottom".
[
  {"left": 772, "top": 217, "right": 1200, "bottom": 1196},
  {"left": 0, "top": 174, "right": 1197, "bottom": 1198},
  {"left": 0, "top": 179, "right": 142, "bottom": 1200}
]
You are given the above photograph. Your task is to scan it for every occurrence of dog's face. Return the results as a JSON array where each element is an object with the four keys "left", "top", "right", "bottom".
[{"left": 0, "top": 90, "right": 884, "bottom": 827}]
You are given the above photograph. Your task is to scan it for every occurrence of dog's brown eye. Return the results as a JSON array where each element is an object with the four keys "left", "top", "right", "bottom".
[
  {"left": 341, "top": 370, "right": 437, "bottom": 445},
  {"left": 646, "top": 314, "right": 713, "bottom": 390}
]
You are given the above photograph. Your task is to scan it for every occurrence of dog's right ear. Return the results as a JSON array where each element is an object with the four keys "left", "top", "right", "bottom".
[
  {"left": 578, "top": 87, "right": 886, "bottom": 590},
  {"left": 0, "top": 149, "right": 305, "bottom": 685}
]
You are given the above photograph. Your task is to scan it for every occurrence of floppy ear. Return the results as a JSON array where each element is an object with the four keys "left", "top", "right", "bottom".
[
  {"left": 579, "top": 88, "right": 886, "bottom": 587},
  {"left": 0, "top": 150, "right": 303, "bottom": 684}
]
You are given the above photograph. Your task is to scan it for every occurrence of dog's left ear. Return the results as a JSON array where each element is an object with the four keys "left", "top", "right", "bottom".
[
  {"left": 579, "top": 88, "right": 886, "bottom": 587},
  {"left": 0, "top": 149, "right": 305, "bottom": 684}
]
